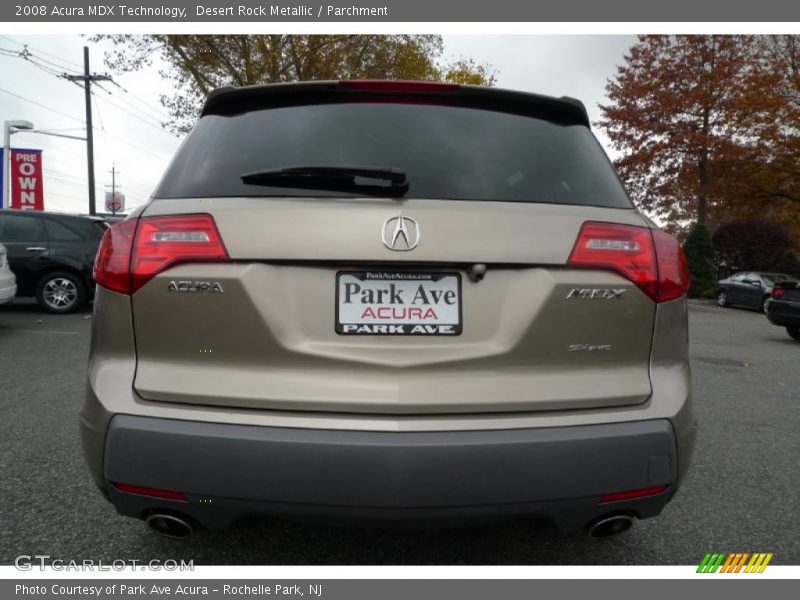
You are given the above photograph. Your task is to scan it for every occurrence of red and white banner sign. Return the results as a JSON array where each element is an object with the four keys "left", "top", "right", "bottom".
[{"left": 10, "top": 149, "right": 44, "bottom": 211}]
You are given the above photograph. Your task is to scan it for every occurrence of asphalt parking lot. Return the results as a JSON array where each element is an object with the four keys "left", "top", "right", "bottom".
[{"left": 0, "top": 299, "right": 798, "bottom": 565}]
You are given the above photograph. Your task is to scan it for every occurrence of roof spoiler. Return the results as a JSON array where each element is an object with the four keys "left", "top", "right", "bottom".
[{"left": 200, "top": 81, "right": 591, "bottom": 127}]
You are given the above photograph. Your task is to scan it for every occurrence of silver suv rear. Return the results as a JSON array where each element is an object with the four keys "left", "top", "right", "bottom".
[{"left": 81, "top": 80, "right": 695, "bottom": 539}]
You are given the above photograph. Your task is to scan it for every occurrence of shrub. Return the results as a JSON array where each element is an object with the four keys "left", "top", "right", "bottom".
[
  {"left": 682, "top": 222, "right": 716, "bottom": 297},
  {"left": 712, "top": 220, "right": 791, "bottom": 272},
  {"left": 773, "top": 251, "right": 800, "bottom": 278}
]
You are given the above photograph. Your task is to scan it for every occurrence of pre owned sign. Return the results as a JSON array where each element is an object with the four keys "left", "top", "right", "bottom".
[{"left": 0, "top": 148, "right": 45, "bottom": 210}]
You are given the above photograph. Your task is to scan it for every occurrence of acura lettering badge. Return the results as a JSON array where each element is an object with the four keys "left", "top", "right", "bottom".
[{"left": 382, "top": 216, "right": 420, "bottom": 251}]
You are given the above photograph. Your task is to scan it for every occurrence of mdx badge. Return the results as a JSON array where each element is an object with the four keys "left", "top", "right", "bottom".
[
  {"left": 566, "top": 288, "right": 627, "bottom": 300},
  {"left": 168, "top": 280, "right": 225, "bottom": 294}
]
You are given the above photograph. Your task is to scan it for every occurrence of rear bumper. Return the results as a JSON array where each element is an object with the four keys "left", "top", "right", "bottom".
[
  {"left": 100, "top": 415, "right": 680, "bottom": 531},
  {"left": 766, "top": 300, "right": 800, "bottom": 328}
]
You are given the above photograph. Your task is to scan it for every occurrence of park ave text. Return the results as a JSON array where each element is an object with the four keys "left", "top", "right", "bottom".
[{"left": 19, "top": 4, "right": 390, "bottom": 18}]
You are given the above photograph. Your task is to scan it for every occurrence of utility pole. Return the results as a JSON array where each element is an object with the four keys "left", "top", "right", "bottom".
[
  {"left": 65, "top": 47, "right": 110, "bottom": 216},
  {"left": 105, "top": 164, "right": 124, "bottom": 216},
  {"left": 110, "top": 163, "right": 117, "bottom": 216}
]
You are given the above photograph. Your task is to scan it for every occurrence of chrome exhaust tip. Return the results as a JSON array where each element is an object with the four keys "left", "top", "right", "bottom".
[
  {"left": 146, "top": 513, "right": 194, "bottom": 539},
  {"left": 587, "top": 514, "right": 635, "bottom": 539}
]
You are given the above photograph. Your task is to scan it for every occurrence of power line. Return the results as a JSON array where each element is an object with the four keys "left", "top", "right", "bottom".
[
  {"left": 0, "top": 35, "right": 84, "bottom": 71},
  {"left": 92, "top": 87, "right": 177, "bottom": 137},
  {"left": 99, "top": 81, "right": 169, "bottom": 123},
  {"left": 0, "top": 44, "right": 83, "bottom": 78},
  {"left": 110, "top": 80, "right": 172, "bottom": 121},
  {"left": 110, "top": 93, "right": 172, "bottom": 132},
  {"left": 45, "top": 174, "right": 87, "bottom": 188},
  {"left": 22, "top": 49, "right": 82, "bottom": 76},
  {"left": 91, "top": 94, "right": 116, "bottom": 167},
  {"left": 91, "top": 126, "right": 172, "bottom": 161},
  {"left": 0, "top": 86, "right": 85, "bottom": 124},
  {"left": 119, "top": 182, "right": 154, "bottom": 197},
  {"left": 44, "top": 166, "right": 82, "bottom": 179},
  {"left": 0, "top": 49, "right": 71, "bottom": 87},
  {"left": 92, "top": 93, "right": 107, "bottom": 133},
  {"left": 107, "top": 168, "right": 157, "bottom": 195},
  {"left": 46, "top": 190, "right": 89, "bottom": 202},
  {"left": 93, "top": 86, "right": 164, "bottom": 130}
]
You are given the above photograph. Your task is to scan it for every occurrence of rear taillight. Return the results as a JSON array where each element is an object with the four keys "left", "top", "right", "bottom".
[
  {"left": 93, "top": 219, "right": 137, "bottom": 294},
  {"left": 93, "top": 214, "right": 229, "bottom": 295},
  {"left": 772, "top": 287, "right": 786, "bottom": 299},
  {"left": 651, "top": 228, "right": 690, "bottom": 302},
  {"left": 568, "top": 222, "right": 689, "bottom": 303},
  {"left": 131, "top": 215, "right": 229, "bottom": 292}
]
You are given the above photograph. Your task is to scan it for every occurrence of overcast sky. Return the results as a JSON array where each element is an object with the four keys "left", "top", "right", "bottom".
[{"left": 0, "top": 34, "right": 636, "bottom": 215}]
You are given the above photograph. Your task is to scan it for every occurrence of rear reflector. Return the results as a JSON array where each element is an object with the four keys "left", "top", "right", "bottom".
[
  {"left": 339, "top": 80, "right": 460, "bottom": 93},
  {"left": 113, "top": 482, "right": 188, "bottom": 502},
  {"left": 568, "top": 222, "right": 689, "bottom": 303},
  {"left": 599, "top": 485, "right": 670, "bottom": 504},
  {"left": 93, "top": 214, "right": 229, "bottom": 295},
  {"left": 93, "top": 219, "right": 137, "bottom": 295},
  {"left": 651, "top": 228, "right": 690, "bottom": 302}
]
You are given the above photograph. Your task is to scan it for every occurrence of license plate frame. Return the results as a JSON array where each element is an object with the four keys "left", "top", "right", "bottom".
[{"left": 335, "top": 271, "right": 462, "bottom": 336}]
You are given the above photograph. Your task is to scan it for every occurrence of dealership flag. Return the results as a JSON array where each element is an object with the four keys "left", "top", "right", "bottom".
[{"left": 0, "top": 147, "right": 45, "bottom": 210}]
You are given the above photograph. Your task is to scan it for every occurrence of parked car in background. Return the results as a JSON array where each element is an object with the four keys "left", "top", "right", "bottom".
[
  {"left": 715, "top": 271, "right": 795, "bottom": 313},
  {"left": 766, "top": 280, "right": 800, "bottom": 341},
  {"left": 83, "top": 81, "right": 695, "bottom": 540},
  {"left": 0, "top": 209, "right": 108, "bottom": 313},
  {"left": 0, "top": 242, "right": 17, "bottom": 305}
]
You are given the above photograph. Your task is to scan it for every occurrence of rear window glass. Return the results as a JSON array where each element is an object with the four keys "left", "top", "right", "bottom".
[
  {"left": 45, "top": 218, "right": 83, "bottom": 241},
  {"left": 0, "top": 214, "right": 45, "bottom": 243},
  {"left": 765, "top": 274, "right": 796, "bottom": 285},
  {"left": 155, "top": 102, "right": 632, "bottom": 208}
]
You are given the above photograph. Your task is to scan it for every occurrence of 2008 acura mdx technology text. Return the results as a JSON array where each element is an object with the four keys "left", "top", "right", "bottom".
[{"left": 80, "top": 80, "right": 696, "bottom": 540}]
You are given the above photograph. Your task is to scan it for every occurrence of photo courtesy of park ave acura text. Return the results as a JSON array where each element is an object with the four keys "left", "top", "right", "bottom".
[{"left": 0, "top": 32, "right": 799, "bottom": 567}]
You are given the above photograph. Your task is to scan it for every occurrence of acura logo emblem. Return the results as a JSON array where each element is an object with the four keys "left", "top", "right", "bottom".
[{"left": 382, "top": 216, "right": 420, "bottom": 251}]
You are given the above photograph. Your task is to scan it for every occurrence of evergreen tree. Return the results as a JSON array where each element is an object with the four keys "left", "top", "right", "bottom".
[
  {"left": 774, "top": 251, "right": 800, "bottom": 277},
  {"left": 683, "top": 222, "right": 716, "bottom": 297}
]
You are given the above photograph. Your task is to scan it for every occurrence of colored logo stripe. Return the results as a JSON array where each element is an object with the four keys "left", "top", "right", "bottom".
[
  {"left": 697, "top": 552, "right": 773, "bottom": 573},
  {"left": 697, "top": 553, "right": 726, "bottom": 573},
  {"left": 723, "top": 553, "right": 748, "bottom": 573},
  {"left": 745, "top": 553, "right": 773, "bottom": 573}
]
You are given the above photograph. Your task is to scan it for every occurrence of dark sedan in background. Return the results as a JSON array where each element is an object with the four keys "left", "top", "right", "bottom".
[
  {"left": 716, "top": 271, "right": 796, "bottom": 313},
  {"left": 766, "top": 280, "right": 800, "bottom": 341},
  {"left": 0, "top": 209, "right": 107, "bottom": 313}
]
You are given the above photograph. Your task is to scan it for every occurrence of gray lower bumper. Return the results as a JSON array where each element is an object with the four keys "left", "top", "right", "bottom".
[{"left": 103, "top": 415, "right": 678, "bottom": 530}]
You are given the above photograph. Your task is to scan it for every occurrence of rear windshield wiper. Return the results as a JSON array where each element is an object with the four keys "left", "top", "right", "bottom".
[{"left": 240, "top": 165, "right": 409, "bottom": 197}]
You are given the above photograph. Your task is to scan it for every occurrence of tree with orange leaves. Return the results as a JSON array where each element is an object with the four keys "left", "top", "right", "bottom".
[{"left": 598, "top": 35, "right": 787, "bottom": 229}]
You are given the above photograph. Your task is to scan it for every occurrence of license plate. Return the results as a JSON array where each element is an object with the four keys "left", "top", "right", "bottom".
[{"left": 336, "top": 271, "right": 462, "bottom": 335}]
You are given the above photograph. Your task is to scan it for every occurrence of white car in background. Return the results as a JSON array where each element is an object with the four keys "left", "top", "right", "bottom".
[{"left": 0, "top": 243, "right": 17, "bottom": 305}]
